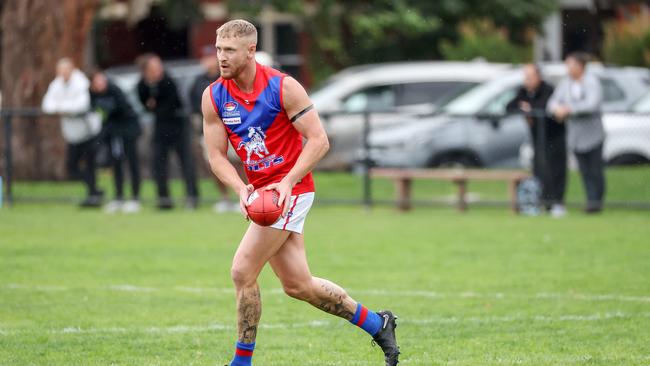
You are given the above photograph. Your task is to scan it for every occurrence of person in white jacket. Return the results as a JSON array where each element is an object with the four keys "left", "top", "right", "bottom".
[{"left": 42, "top": 58, "right": 103, "bottom": 207}]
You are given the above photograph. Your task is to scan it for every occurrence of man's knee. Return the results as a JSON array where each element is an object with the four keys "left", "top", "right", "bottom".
[
  {"left": 231, "top": 263, "right": 257, "bottom": 289},
  {"left": 282, "top": 280, "right": 313, "bottom": 301}
]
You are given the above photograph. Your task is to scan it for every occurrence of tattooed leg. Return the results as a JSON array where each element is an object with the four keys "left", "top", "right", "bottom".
[
  {"left": 230, "top": 224, "right": 292, "bottom": 345},
  {"left": 269, "top": 233, "right": 359, "bottom": 320},
  {"left": 236, "top": 283, "right": 262, "bottom": 343},
  {"left": 307, "top": 277, "right": 357, "bottom": 321}
]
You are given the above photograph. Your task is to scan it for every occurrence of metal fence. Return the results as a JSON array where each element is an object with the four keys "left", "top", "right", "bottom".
[{"left": 2, "top": 107, "right": 649, "bottom": 210}]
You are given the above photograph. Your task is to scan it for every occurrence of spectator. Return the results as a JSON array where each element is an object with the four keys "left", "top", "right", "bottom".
[
  {"left": 190, "top": 46, "right": 240, "bottom": 213},
  {"left": 136, "top": 53, "right": 199, "bottom": 210},
  {"left": 507, "top": 64, "right": 567, "bottom": 217},
  {"left": 90, "top": 70, "right": 142, "bottom": 214},
  {"left": 42, "top": 58, "right": 103, "bottom": 207},
  {"left": 548, "top": 52, "right": 606, "bottom": 213}
]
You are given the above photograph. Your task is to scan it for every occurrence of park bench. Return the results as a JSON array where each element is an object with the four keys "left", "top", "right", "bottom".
[{"left": 370, "top": 168, "right": 531, "bottom": 212}]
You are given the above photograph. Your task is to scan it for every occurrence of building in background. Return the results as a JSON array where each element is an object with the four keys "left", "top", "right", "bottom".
[
  {"left": 93, "top": 0, "right": 310, "bottom": 85},
  {"left": 535, "top": 0, "right": 649, "bottom": 61}
]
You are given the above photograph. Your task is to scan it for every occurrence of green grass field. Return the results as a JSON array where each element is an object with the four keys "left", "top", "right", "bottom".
[{"left": 1, "top": 169, "right": 650, "bottom": 365}]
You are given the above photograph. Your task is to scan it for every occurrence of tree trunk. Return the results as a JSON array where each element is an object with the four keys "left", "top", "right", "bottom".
[{"left": 1, "top": 0, "right": 98, "bottom": 180}]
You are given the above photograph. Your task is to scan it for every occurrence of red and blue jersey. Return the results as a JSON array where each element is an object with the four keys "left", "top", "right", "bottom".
[{"left": 209, "top": 63, "right": 315, "bottom": 195}]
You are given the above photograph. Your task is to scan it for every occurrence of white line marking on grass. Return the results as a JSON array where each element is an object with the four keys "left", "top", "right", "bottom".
[
  {"left": 534, "top": 292, "right": 650, "bottom": 303},
  {"left": 172, "top": 286, "right": 231, "bottom": 294},
  {"left": 4, "top": 283, "right": 67, "bottom": 291},
  {"left": 106, "top": 284, "right": 158, "bottom": 292},
  {"left": 6, "top": 321, "right": 330, "bottom": 336},
  {"left": 353, "top": 289, "right": 650, "bottom": 303},
  {"left": 2, "top": 312, "right": 649, "bottom": 337},
  {"left": 4, "top": 283, "right": 650, "bottom": 303},
  {"left": 423, "top": 354, "right": 650, "bottom": 365},
  {"left": 404, "top": 311, "right": 650, "bottom": 325}
]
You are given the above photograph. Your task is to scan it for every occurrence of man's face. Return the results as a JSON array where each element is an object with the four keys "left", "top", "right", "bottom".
[
  {"left": 523, "top": 65, "right": 541, "bottom": 91},
  {"left": 566, "top": 57, "right": 584, "bottom": 80},
  {"left": 144, "top": 57, "right": 164, "bottom": 83},
  {"left": 57, "top": 63, "right": 73, "bottom": 82},
  {"left": 215, "top": 36, "right": 255, "bottom": 80},
  {"left": 91, "top": 73, "right": 108, "bottom": 93},
  {"left": 200, "top": 53, "right": 219, "bottom": 74}
]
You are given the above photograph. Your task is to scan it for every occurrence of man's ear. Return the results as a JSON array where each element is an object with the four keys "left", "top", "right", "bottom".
[{"left": 248, "top": 44, "right": 257, "bottom": 59}]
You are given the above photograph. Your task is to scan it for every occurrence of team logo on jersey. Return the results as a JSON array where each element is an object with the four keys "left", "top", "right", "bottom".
[
  {"left": 221, "top": 101, "right": 241, "bottom": 124},
  {"left": 236, "top": 126, "right": 285, "bottom": 171},
  {"left": 222, "top": 100, "right": 241, "bottom": 122},
  {"left": 238, "top": 126, "right": 270, "bottom": 163},
  {"left": 223, "top": 101, "right": 238, "bottom": 113}
]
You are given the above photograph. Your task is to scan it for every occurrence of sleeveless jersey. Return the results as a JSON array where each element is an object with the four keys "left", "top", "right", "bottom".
[{"left": 209, "top": 63, "right": 315, "bottom": 195}]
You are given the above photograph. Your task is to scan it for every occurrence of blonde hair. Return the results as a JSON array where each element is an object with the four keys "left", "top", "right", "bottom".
[
  {"left": 56, "top": 57, "right": 74, "bottom": 69},
  {"left": 217, "top": 19, "right": 258, "bottom": 44}
]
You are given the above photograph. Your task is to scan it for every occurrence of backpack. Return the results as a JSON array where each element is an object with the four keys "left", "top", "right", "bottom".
[{"left": 517, "top": 177, "right": 542, "bottom": 216}]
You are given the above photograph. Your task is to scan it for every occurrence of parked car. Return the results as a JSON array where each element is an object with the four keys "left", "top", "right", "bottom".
[
  {"left": 605, "top": 90, "right": 650, "bottom": 165},
  {"left": 311, "top": 61, "right": 514, "bottom": 169},
  {"left": 368, "top": 63, "right": 650, "bottom": 168}
]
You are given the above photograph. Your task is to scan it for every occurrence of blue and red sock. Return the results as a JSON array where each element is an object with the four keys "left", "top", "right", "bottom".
[
  {"left": 349, "top": 303, "right": 382, "bottom": 336},
  {"left": 230, "top": 341, "right": 255, "bottom": 366}
]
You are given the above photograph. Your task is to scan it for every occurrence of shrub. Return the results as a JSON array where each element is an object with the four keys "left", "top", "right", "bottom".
[
  {"left": 441, "top": 19, "right": 532, "bottom": 63},
  {"left": 603, "top": 13, "right": 650, "bottom": 67}
]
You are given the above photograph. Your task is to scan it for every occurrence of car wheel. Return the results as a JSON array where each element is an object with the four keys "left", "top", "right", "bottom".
[
  {"left": 607, "top": 153, "right": 650, "bottom": 166},
  {"left": 429, "top": 152, "right": 481, "bottom": 168}
]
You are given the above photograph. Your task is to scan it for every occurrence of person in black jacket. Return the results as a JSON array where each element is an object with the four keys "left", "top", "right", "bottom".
[
  {"left": 136, "top": 53, "right": 199, "bottom": 210},
  {"left": 507, "top": 64, "right": 567, "bottom": 217},
  {"left": 189, "top": 46, "right": 241, "bottom": 213},
  {"left": 90, "top": 70, "right": 142, "bottom": 213}
]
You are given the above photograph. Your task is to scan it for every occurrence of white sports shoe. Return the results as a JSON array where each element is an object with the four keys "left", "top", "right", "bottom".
[
  {"left": 122, "top": 200, "right": 141, "bottom": 214},
  {"left": 103, "top": 200, "right": 123, "bottom": 214},
  {"left": 550, "top": 204, "right": 567, "bottom": 218},
  {"left": 213, "top": 200, "right": 232, "bottom": 214}
]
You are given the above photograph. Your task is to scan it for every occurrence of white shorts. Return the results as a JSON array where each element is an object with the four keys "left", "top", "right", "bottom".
[{"left": 269, "top": 192, "right": 315, "bottom": 234}]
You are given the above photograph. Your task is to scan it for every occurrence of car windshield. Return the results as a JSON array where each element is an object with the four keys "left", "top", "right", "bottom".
[
  {"left": 431, "top": 82, "right": 478, "bottom": 109},
  {"left": 631, "top": 91, "right": 650, "bottom": 113},
  {"left": 440, "top": 77, "right": 516, "bottom": 115}
]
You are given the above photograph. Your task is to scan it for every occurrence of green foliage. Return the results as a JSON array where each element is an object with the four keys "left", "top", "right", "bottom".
[
  {"left": 603, "top": 14, "right": 650, "bottom": 68},
  {"left": 159, "top": 0, "right": 203, "bottom": 30},
  {"left": 440, "top": 19, "right": 532, "bottom": 63},
  {"left": 226, "top": 0, "right": 558, "bottom": 85}
]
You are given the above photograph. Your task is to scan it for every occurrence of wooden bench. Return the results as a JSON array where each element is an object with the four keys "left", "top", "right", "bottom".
[{"left": 370, "top": 168, "right": 530, "bottom": 212}]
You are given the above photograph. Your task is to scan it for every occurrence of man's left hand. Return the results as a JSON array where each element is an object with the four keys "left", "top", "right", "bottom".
[
  {"left": 265, "top": 178, "right": 295, "bottom": 217},
  {"left": 553, "top": 105, "right": 571, "bottom": 121}
]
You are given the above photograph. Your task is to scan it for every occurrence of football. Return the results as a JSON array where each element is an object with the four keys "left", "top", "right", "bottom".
[{"left": 246, "top": 188, "right": 285, "bottom": 226}]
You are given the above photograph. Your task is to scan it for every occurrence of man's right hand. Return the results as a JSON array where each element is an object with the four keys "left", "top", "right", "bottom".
[{"left": 238, "top": 184, "right": 255, "bottom": 220}]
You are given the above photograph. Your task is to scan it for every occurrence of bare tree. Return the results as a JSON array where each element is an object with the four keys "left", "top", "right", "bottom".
[{"left": 1, "top": 0, "right": 98, "bottom": 179}]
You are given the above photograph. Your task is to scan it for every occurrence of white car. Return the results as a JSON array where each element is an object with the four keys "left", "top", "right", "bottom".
[
  {"left": 603, "top": 91, "right": 650, "bottom": 165},
  {"left": 310, "top": 61, "right": 514, "bottom": 169}
]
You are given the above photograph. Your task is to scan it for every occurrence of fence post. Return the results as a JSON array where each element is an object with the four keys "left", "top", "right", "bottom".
[
  {"left": 2, "top": 112, "right": 13, "bottom": 207},
  {"left": 534, "top": 109, "right": 546, "bottom": 208},
  {"left": 362, "top": 110, "right": 372, "bottom": 209}
]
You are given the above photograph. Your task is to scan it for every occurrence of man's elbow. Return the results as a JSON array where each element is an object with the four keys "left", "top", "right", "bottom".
[{"left": 319, "top": 134, "right": 330, "bottom": 154}]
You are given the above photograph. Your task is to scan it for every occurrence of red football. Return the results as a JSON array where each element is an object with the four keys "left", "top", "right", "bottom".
[{"left": 246, "top": 188, "right": 285, "bottom": 226}]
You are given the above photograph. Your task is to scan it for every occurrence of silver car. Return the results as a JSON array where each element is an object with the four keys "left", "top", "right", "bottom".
[
  {"left": 369, "top": 64, "right": 650, "bottom": 168},
  {"left": 311, "top": 61, "right": 514, "bottom": 169}
]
